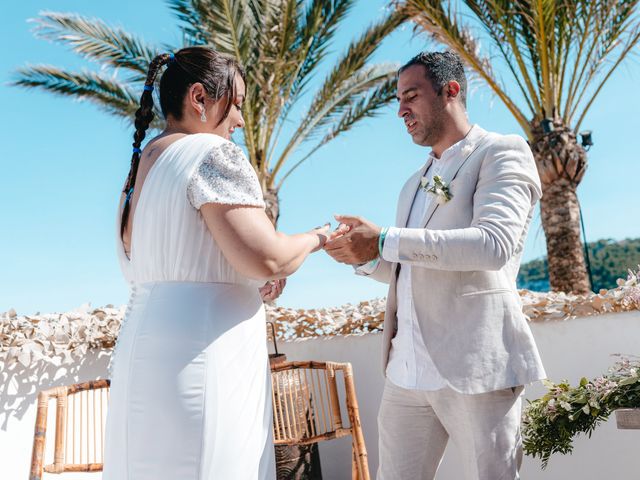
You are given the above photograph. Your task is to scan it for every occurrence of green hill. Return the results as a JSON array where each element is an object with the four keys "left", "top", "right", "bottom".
[{"left": 517, "top": 238, "right": 640, "bottom": 292}]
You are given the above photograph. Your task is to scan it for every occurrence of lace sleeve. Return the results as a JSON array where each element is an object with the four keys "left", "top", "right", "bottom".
[{"left": 187, "top": 141, "right": 266, "bottom": 210}]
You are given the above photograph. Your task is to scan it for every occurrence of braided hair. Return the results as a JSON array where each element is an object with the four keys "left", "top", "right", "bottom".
[{"left": 120, "top": 47, "right": 246, "bottom": 237}]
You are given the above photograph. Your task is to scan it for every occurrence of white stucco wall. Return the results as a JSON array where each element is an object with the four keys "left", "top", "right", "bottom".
[{"left": 2, "top": 311, "right": 640, "bottom": 479}]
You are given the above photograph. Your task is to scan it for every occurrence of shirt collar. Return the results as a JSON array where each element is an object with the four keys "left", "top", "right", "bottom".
[{"left": 428, "top": 124, "right": 483, "bottom": 163}]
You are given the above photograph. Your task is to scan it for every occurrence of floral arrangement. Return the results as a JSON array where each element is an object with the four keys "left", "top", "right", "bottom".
[{"left": 523, "top": 355, "right": 640, "bottom": 468}]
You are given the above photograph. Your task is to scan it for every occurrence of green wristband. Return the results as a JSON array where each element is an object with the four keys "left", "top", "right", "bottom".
[{"left": 378, "top": 227, "right": 389, "bottom": 256}]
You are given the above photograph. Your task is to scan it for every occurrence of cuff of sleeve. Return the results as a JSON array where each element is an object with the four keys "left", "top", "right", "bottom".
[
  {"left": 381, "top": 227, "right": 402, "bottom": 262},
  {"left": 354, "top": 258, "right": 380, "bottom": 276}
]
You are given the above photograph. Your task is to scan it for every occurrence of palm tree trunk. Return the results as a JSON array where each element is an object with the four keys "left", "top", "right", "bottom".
[
  {"left": 539, "top": 179, "right": 591, "bottom": 294},
  {"left": 530, "top": 122, "right": 591, "bottom": 294},
  {"left": 263, "top": 186, "right": 280, "bottom": 226}
]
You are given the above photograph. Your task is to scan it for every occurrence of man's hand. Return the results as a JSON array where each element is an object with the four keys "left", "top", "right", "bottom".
[
  {"left": 324, "top": 214, "right": 382, "bottom": 265},
  {"left": 259, "top": 279, "right": 286, "bottom": 302}
]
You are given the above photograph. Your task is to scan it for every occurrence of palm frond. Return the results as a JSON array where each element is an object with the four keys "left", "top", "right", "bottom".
[
  {"left": 251, "top": 0, "right": 302, "bottom": 167},
  {"left": 15, "top": 0, "right": 407, "bottom": 201},
  {"left": 261, "top": 0, "right": 355, "bottom": 167},
  {"left": 306, "top": 64, "right": 399, "bottom": 136},
  {"left": 186, "top": 0, "right": 254, "bottom": 57},
  {"left": 573, "top": 25, "right": 640, "bottom": 130},
  {"left": 405, "top": 0, "right": 531, "bottom": 132},
  {"left": 286, "top": 0, "right": 355, "bottom": 104},
  {"left": 167, "top": 0, "right": 211, "bottom": 45},
  {"left": 12, "top": 65, "right": 144, "bottom": 121},
  {"left": 188, "top": 0, "right": 263, "bottom": 163},
  {"left": 302, "top": 7, "right": 406, "bottom": 125},
  {"left": 278, "top": 74, "right": 397, "bottom": 187},
  {"left": 274, "top": 6, "right": 406, "bottom": 169},
  {"left": 271, "top": 63, "right": 398, "bottom": 182},
  {"left": 567, "top": 0, "right": 640, "bottom": 126},
  {"left": 33, "top": 11, "right": 160, "bottom": 82},
  {"left": 407, "top": 0, "right": 640, "bottom": 136}
]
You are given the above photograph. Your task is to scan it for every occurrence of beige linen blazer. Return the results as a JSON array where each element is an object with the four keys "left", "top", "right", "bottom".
[{"left": 366, "top": 126, "right": 546, "bottom": 394}]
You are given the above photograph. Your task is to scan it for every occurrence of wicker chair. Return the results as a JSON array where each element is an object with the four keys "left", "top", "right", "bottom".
[
  {"left": 270, "top": 361, "right": 370, "bottom": 480},
  {"left": 29, "top": 361, "right": 370, "bottom": 480},
  {"left": 29, "top": 379, "right": 110, "bottom": 479}
]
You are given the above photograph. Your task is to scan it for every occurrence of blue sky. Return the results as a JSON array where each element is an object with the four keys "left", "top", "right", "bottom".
[{"left": 2, "top": 1, "right": 639, "bottom": 315}]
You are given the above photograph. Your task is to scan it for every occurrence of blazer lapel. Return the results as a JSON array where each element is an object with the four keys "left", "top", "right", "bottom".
[
  {"left": 421, "top": 129, "right": 489, "bottom": 227},
  {"left": 397, "top": 158, "right": 432, "bottom": 228}
]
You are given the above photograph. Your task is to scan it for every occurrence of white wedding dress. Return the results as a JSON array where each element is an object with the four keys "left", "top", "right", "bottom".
[{"left": 103, "top": 133, "right": 276, "bottom": 480}]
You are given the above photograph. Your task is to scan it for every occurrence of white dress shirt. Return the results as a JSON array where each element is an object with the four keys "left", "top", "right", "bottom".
[
  {"left": 375, "top": 129, "right": 479, "bottom": 390},
  {"left": 382, "top": 155, "right": 447, "bottom": 391}
]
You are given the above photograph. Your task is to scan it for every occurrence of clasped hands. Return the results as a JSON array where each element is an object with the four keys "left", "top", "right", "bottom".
[
  {"left": 323, "top": 215, "right": 382, "bottom": 265},
  {"left": 260, "top": 214, "right": 381, "bottom": 302}
]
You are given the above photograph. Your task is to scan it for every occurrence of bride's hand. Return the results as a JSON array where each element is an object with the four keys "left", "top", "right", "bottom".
[
  {"left": 329, "top": 222, "right": 351, "bottom": 241},
  {"left": 259, "top": 279, "right": 286, "bottom": 302},
  {"left": 310, "top": 223, "right": 332, "bottom": 252}
]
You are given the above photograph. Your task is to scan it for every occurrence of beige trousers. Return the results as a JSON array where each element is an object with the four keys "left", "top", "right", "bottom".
[{"left": 377, "top": 379, "right": 523, "bottom": 480}]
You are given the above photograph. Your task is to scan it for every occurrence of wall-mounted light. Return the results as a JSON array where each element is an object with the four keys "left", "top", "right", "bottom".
[
  {"left": 579, "top": 130, "right": 593, "bottom": 151},
  {"left": 541, "top": 118, "right": 555, "bottom": 134}
]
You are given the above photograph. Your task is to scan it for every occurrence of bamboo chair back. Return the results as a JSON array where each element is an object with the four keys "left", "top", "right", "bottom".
[
  {"left": 29, "top": 379, "right": 110, "bottom": 479},
  {"left": 270, "top": 361, "right": 370, "bottom": 480}
]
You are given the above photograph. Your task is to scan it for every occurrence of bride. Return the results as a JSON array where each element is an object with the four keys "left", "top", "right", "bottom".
[{"left": 103, "top": 46, "right": 329, "bottom": 480}]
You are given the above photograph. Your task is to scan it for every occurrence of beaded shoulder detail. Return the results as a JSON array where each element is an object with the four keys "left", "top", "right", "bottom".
[{"left": 187, "top": 141, "right": 265, "bottom": 210}]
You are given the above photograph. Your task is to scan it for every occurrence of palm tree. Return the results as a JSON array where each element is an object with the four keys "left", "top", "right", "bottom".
[
  {"left": 14, "top": 0, "right": 407, "bottom": 224},
  {"left": 402, "top": 0, "right": 640, "bottom": 294}
]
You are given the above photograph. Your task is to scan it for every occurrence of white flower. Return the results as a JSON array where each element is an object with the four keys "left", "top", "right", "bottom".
[
  {"left": 421, "top": 174, "right": 453, "bottom": 202},
  {"left": 560, "top": 401, "right": 572, "bottom": 411}
]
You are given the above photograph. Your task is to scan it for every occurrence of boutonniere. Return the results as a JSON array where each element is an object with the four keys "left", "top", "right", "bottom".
[{"left": 420, "top": 175, "right": 453, "bottom": 203}]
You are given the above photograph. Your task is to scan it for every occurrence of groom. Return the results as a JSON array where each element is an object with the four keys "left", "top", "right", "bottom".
[{"left": 324, "top": 51, "right": 546, "bottom": 479}]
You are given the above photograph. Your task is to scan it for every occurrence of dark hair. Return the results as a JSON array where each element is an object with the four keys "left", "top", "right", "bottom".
[
  {"left": 120, "top": 47, "right": 246, "bottom": 237},
  {"left": 399, "top": 51, "right": 467, "bottom": 106}
]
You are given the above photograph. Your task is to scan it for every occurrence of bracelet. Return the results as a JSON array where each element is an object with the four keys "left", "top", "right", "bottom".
[{"left": 378, "top": 227, "right": 389, "bottom": 256}]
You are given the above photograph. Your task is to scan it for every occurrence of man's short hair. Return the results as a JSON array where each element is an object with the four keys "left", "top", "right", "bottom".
[{"left": 399, "top": 51, "right": 467, "bottom": 106}]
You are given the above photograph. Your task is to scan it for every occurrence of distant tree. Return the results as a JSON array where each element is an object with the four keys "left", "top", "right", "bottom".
[{"left": 518, "top": 238, "right": 640, "bottom": 292}]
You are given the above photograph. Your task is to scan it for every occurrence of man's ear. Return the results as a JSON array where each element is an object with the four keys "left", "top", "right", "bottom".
[{"left": 445, "top": 80, "right": 461, "bottom": 100}]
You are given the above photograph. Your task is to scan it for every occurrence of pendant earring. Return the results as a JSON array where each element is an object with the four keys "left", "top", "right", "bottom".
[{"left": 200, "top": 108, "right": 207, "bottom": 123}]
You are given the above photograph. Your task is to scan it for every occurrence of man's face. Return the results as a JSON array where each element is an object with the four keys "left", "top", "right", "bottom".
[{"left": 396, "top": 65, "right": 447, "bottom": 147}]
